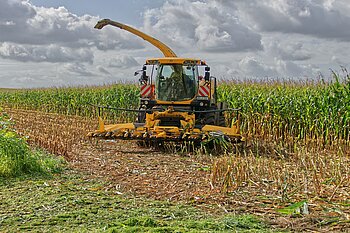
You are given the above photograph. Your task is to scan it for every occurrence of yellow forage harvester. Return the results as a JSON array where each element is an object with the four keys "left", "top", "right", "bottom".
[{"left": 88, "top": 19, "right": 244, "bottom": 145}]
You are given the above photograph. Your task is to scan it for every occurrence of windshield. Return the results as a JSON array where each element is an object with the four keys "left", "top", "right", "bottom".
[{"left": 156, "top": 64, "right": 198, "bottom": 101}]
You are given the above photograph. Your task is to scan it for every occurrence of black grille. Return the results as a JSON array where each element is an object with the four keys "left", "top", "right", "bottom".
[{"left": 159, "top": 117, "right": 181, "bottom": 127}]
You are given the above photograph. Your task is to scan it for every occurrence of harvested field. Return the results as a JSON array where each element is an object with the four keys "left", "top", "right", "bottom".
[{"left": 5, "top": 108, "right": 350, "bottom": 232}]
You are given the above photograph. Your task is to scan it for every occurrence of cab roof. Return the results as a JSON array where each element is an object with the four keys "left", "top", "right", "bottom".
[{"left": 145, "top": 57, "right": 207, "bottom": 65}]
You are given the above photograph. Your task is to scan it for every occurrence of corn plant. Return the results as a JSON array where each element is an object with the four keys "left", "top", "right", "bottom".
[{"left": 0, "top": 74, "right": 348, "bottom": 147}]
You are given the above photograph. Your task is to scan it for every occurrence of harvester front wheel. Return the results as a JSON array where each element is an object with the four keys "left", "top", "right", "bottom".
[
  {"left": 137, "top": 111, "right": 146, "bottom": 123},
  {"left": 217, "top": 113, "right": 226, "bottom": 127},
  {"left": 202, "top": 111, "right": 226, "bottom": 127}
]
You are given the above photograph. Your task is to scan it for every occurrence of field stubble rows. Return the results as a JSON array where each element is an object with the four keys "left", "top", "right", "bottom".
[{"left": 5, "top": 108, "right": 350, "bottom": 231}]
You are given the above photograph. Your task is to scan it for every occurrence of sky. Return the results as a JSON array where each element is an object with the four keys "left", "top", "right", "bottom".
[{"left": 0, "top": 0, "right": 349, "bottom": 88}]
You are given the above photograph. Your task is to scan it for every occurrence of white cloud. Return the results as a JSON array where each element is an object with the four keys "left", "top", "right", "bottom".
[
  {"left": 0, "top": 0, "right": 145, "bottom": 63},
  {"left": 143, "top": 0, "right": 263, "bottom": 53},
  {"left": 0, "top": 1, "right": 92, "bottom": 45},
  {"left": 0, "top": 42, "right": 93, "bottom": 63}
]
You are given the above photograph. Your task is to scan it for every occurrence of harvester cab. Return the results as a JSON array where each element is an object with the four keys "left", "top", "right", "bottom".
[
  {"left": 137, "top": 58, "right": 220, "bottom": 125},
  {"left": 89, "top": 19, "right": 243, "bottom": 145}
]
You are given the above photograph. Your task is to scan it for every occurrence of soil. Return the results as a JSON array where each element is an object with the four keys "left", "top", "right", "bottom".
[
  {"left": 5, "top": 108, "right": 350, "bottom": 232},
  {"left": 71, "top": 140, "right": 213, "bottom": 202}
]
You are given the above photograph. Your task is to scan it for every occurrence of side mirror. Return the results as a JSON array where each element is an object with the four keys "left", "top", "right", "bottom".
[
  {"left": 142, "top": 70, "right": 147, "bottom": 80},
  {"left": 137, "top": 66, "right": 149, "bottom": 84},
  {"left": 135, "top": 66, "right": 147, "bottom": 76},
  {"left": 141, "top": 66, "right": 148, "bottom": 82},
  {"left": 204, "top": 72, "right": 210, "bottom": 81},
  {"left": 204, "top": 66, "right": 210, "bottom": 81},
  {"left": 134, "top": 70, "right": 142, "bottom": 76}
]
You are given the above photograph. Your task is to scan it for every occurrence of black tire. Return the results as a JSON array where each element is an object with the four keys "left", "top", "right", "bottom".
[
  {"left": 217, "top": 113, "right": 226, "bottom": 127},
  {"left": 204, "top": 112, "right": 216, "bottom": 125},
  {"left": 197, "top": 108, "right": 226, "bottom": 126},
  {"left": 136, "top": 107, "right": 147, "bottom": 147},
  {"left": 216, "top": 102, "right": 227, "bottom": 127},
  {"left": 136, "top": 111, "right": 146, "bottom": 123}
]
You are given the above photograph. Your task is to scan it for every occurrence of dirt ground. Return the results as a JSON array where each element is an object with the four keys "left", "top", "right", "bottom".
[
  {"left": 6, "top": 108, "right": 350, "bottom": 232},
  {"left": 71, "top": 140, "right": 213, "bottom": 201}
]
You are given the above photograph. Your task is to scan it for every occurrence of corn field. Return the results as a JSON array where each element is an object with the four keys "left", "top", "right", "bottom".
[
  {"left": 220, "top": 77, "right": 350, "bottom": 148},
  {"left": 0, "top": 84, "right": 139, "bottom": 121},
  {"left": 0, "top": 74, "right": 348, "bottom": 148}
]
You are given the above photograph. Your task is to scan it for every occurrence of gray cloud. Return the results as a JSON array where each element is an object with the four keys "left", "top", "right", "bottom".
[
  {"left": 233, "top": 56, "right": 316, "bottom": 78},
  {"left": 265, "top": 40, "right": 312, "bottom": 61},
  {"left": 97, "top": 66, "right": 111, "bottom": 75},
  {"left": 275, "top": 59, "right": 307, "bottom": 77},
  {"left": 238, "top": 57, "right": 278, "bottom": 77},
  {"left": 108, "top": 55, "right": 140, "bottom": 68},
  {"left": 236, "top": 0, "right": 350, "bottom": 41},
  {"left": 64, "top": 63, "right": 94, "bottom": 76}
]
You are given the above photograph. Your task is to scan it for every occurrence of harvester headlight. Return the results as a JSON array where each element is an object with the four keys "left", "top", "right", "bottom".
[
  {"left": 199, "top": 102, "right": 204, "bottom": 106},
  {"left": 144, "top": 100, "right": 149, "bottom": 105}
]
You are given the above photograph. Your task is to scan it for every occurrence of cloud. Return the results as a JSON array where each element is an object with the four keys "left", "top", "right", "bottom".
[
  {"left": 0, "top": 1, "right": 92, "bottom": 46},
  {"left": 236, "top": 0, "right": 350, "bottom": 41},
  {"left": 235, "top": 56, "right": 317, "bottom": 78},
  {"left": 0, "top": 0, "right": 145, "bottom": 63},
  {"left": 108, "top": 55, "right": 140, "bottom": 68},
  {"left": 143, "top": 0, "right": 263, "bottom": 53},
  {"left": 0, "top": 42, "right": 93, "bottom": 63},
  {"left": 331, "top": 55, "right": 348, "bottom": 67},
  {"left": 238, "top": 57, "right": 278, "bottom": 77},
  {"left": 265, "top": 40, "right": 312, "bottom": 61},
  {"left": 275, "top": 59, "right": 307, "bottom": 77},
  {"left": 0, "top": 0, "right": 347, "bottom": 88},
  {"left": 64, "top": 63, "right": 94, "bottom": 76},
  {"left": 97, "top": 66, "right": 111, "bottom": 75}
]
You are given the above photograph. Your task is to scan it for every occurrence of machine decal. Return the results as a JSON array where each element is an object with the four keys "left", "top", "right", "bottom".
[
  {"left": 140, "top": 85, "right": 152, "bottom": 97},
  {"left": 198, "top": 85, "right": 210, "bottom": 97}
]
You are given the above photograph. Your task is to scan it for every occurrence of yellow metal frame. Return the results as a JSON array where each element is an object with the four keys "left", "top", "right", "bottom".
[
  {"left": 146, "top": 58, "right": 207, "bottom": 65},
  {"left": 90, "top": 108, "right": 243, "bottom": 142}
]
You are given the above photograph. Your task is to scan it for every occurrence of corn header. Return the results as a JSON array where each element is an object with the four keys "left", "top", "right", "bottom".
[{"left": 88, "top": 19, "right": 244, "bottom": 145}]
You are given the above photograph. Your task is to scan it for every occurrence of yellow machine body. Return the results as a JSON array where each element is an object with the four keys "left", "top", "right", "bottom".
[{"left": 89, "top": 108, "right": 243, "bottom": 142}]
